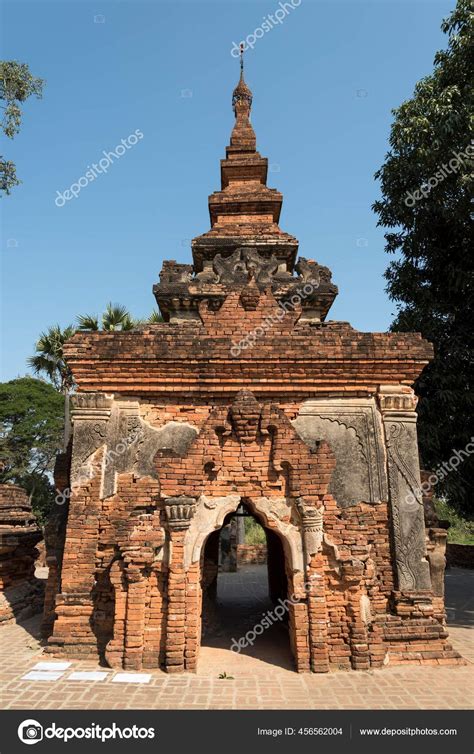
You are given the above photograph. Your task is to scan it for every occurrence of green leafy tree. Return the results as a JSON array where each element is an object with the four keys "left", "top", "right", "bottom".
[
  {"left": 373, "top": 0, "right": 473, "bottom": 515},
  {"left": 28, "top": 324, "right": 75, "bottom": 394},
  {"left": 0, "top": 61, "right": 44, "bottom": 194},
  {"left": 244, "top": 517, "right": 266, "bottom": 545},
  {"left": 0, "top": 378, "right": 64, "bottom": 521}
]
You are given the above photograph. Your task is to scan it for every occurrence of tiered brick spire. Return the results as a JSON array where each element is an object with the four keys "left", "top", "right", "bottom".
[
  {"left": 153, "top": 58, "right": 338, "bottom": 323},
  {"left": 229, "top": 51, "right": 256, "bottom": 152},
  {"left": 191, "top": 55, "right": 299, "bottom": 272}
]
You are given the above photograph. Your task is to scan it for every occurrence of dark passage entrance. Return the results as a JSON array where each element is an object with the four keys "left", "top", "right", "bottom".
[{"left": 200, "top": 502, "right": 293, "bottom": 670}]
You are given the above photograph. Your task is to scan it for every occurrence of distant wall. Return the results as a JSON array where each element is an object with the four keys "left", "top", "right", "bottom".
[{"left": 237, "top": 544, "right": 267, "bottom": 565}]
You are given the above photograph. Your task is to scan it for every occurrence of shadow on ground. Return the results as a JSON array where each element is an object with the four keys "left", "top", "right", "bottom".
[
  {"left": 445, "top": 566, "right": 474, "bottom": 629},
  {"left": 201, "top": 564, "right": 294, "bottom": 671}
]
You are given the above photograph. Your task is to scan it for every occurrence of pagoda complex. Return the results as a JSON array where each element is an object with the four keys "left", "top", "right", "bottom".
[{"left": 43, "top": 61, "right": 461, "bottom": 673}]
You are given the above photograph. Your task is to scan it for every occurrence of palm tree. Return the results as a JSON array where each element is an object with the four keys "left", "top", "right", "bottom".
[
  {"left": 77, "top": 302, "right": 136, "bottom": 332},
  {"left": 28, "top": 324, "right": 75, "bottom": 394},
  {"left": 147, "top": 309, "right": 164, "bottom": 323},
  {"left": 77, "top": 303, "right": 164, "bottom": 330},
  {"left": 30, "top": 305, "right": 164, "bottom": 393},
  {"left": 102, "top": 302, "right": 135, "bottom": 331},
  {"left": 76, "top": 313, "right": 99, "bottom": 330}
]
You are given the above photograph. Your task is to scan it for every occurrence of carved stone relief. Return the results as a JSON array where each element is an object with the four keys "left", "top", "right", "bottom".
[
  {"left": 297, "top": 498, "right": 324, "bottom": 564},
  {"left": 377, "top": 387, "right": 431, "bottom": 591},
  {"left": 183, "top": 494, "right": 304, "bottom": 574},
  {"left": 292, "top": 399, "right": 388, "bottom": 507},
  {"left": 70, "top": 393, "right": 112, "bottom": 486},
  {"left": 384, "top": 417, "right": 431, "bottom": 591},
  {"left": 101, "top": 403, "right": 198, "bottom": 499}
]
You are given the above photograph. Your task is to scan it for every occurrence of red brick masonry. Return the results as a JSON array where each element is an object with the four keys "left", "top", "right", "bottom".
[
  {"left": 43, "top": 66, "right": 463, "bottom": 674},
  {"left": 0, "top": 484, "right": 44, "bottom": 624},
  {"left": 237, "top": 545, "right": 267, "bottom": 565}
]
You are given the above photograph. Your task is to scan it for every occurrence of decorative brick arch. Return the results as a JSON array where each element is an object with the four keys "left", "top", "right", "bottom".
[
  {"left": 184, "top": 495, "right": 304, "bottom": 575},
  {"left": 156, "top": 389, "right": 336, "bottom": 672},
  {"left": 185, "top": 494, "right": 310, "bottom": 672}
]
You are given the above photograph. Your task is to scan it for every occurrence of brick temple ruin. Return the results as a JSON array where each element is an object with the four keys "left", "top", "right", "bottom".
[
  {"left": 43, "top": 64, "right": 462, "bottom": 673},
  {"left": 0, "top": 483, "right": 44, "bottom": 624}
]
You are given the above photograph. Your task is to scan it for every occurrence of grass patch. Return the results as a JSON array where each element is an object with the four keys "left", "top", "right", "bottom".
[{"left": 434, "top": 498, "right": 474, "bottom": 545}]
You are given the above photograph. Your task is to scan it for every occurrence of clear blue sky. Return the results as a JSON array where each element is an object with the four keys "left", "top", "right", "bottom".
[{"left": 1, "top": 0, "right": 454, "bottom": 381}]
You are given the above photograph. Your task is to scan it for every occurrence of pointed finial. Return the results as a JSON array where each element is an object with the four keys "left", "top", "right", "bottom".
[{"left": 232, "top": 46, "right": 253, "bottom": 116}]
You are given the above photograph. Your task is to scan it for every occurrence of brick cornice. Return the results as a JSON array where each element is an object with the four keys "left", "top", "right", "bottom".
[{"left": 64, "top": 325, "right": 433, "bottom": 395}]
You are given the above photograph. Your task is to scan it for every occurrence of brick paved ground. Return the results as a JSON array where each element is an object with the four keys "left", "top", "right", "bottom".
[{"left": 0, "top": 566, "right": 472, "bottom": 710}]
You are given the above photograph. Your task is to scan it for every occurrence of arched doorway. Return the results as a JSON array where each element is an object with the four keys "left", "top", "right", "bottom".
[{"left": 199, "top": 501, "right": 294, "bottom": 671}]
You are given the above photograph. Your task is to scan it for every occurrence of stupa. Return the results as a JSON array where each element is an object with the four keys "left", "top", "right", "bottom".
[{"left": 44, "top": 56, "right": 461, "bottom": 673}]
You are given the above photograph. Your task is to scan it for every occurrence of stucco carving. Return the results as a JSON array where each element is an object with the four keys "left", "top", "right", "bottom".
[
  {"left": 382, "top": 413, "right": 431, "bottom": 591},
  {"left": 247, "top": 497, "right": 305, "bottom": 575},
  {"left": 100, "top": 406, "right": 198, "bottom": 499},
  {"left": 213, "top": 247, "right": 280, "bottom": 288},
  {"left": 183, "top": 495, "right": 304, "bottom": 573},
  {"left": 297, "top": 498, "right": 324, "bottom": 563},
  {"left": 70, "top": 393, "right": 112, "bottom": 486},
  {"left": 184, "top": 494, "right": 241, "bottom": 568},
  {"left": 69, "top": 396, "right": 199, "bottom": 499},
  {"left": 426, "top": 528, "right": 447, "bottom": 598},
  {"left": 164, "top": 496, "right": 197, "bottom": 531},
  {"left": 292, "top": 399, "right": 388, "bottom": 507},
  {"left": 229, "top": 389, "right": 261, "bottom": 443},
  {"left": 367, "top": 385, "right": 433, "bottom": 592},
  {"left": 360, "top": 594, "right": 372, "bottom": 625}
]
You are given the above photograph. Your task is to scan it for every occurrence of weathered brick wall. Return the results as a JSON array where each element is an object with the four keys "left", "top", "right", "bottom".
[
  {"left": 42, "top": 61, "right": 466, "bottom": 673},
  {"left": 44, "top": 387, "right": 463, "bottom": 672},
  {"left": 63, "top": 317, "right": 433, "bottom": 396},
  {"left": 41, "top": 448, "right": 70, "bottom": 637},
  {"left": 0, "top": 484, "right": 44, "bottom": 625},
  {"left": 44, "top": 291, "right": 461, "bottom": 673},
  {"left": 237, "top": 544, "right": 267, "bottom": 564}
]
